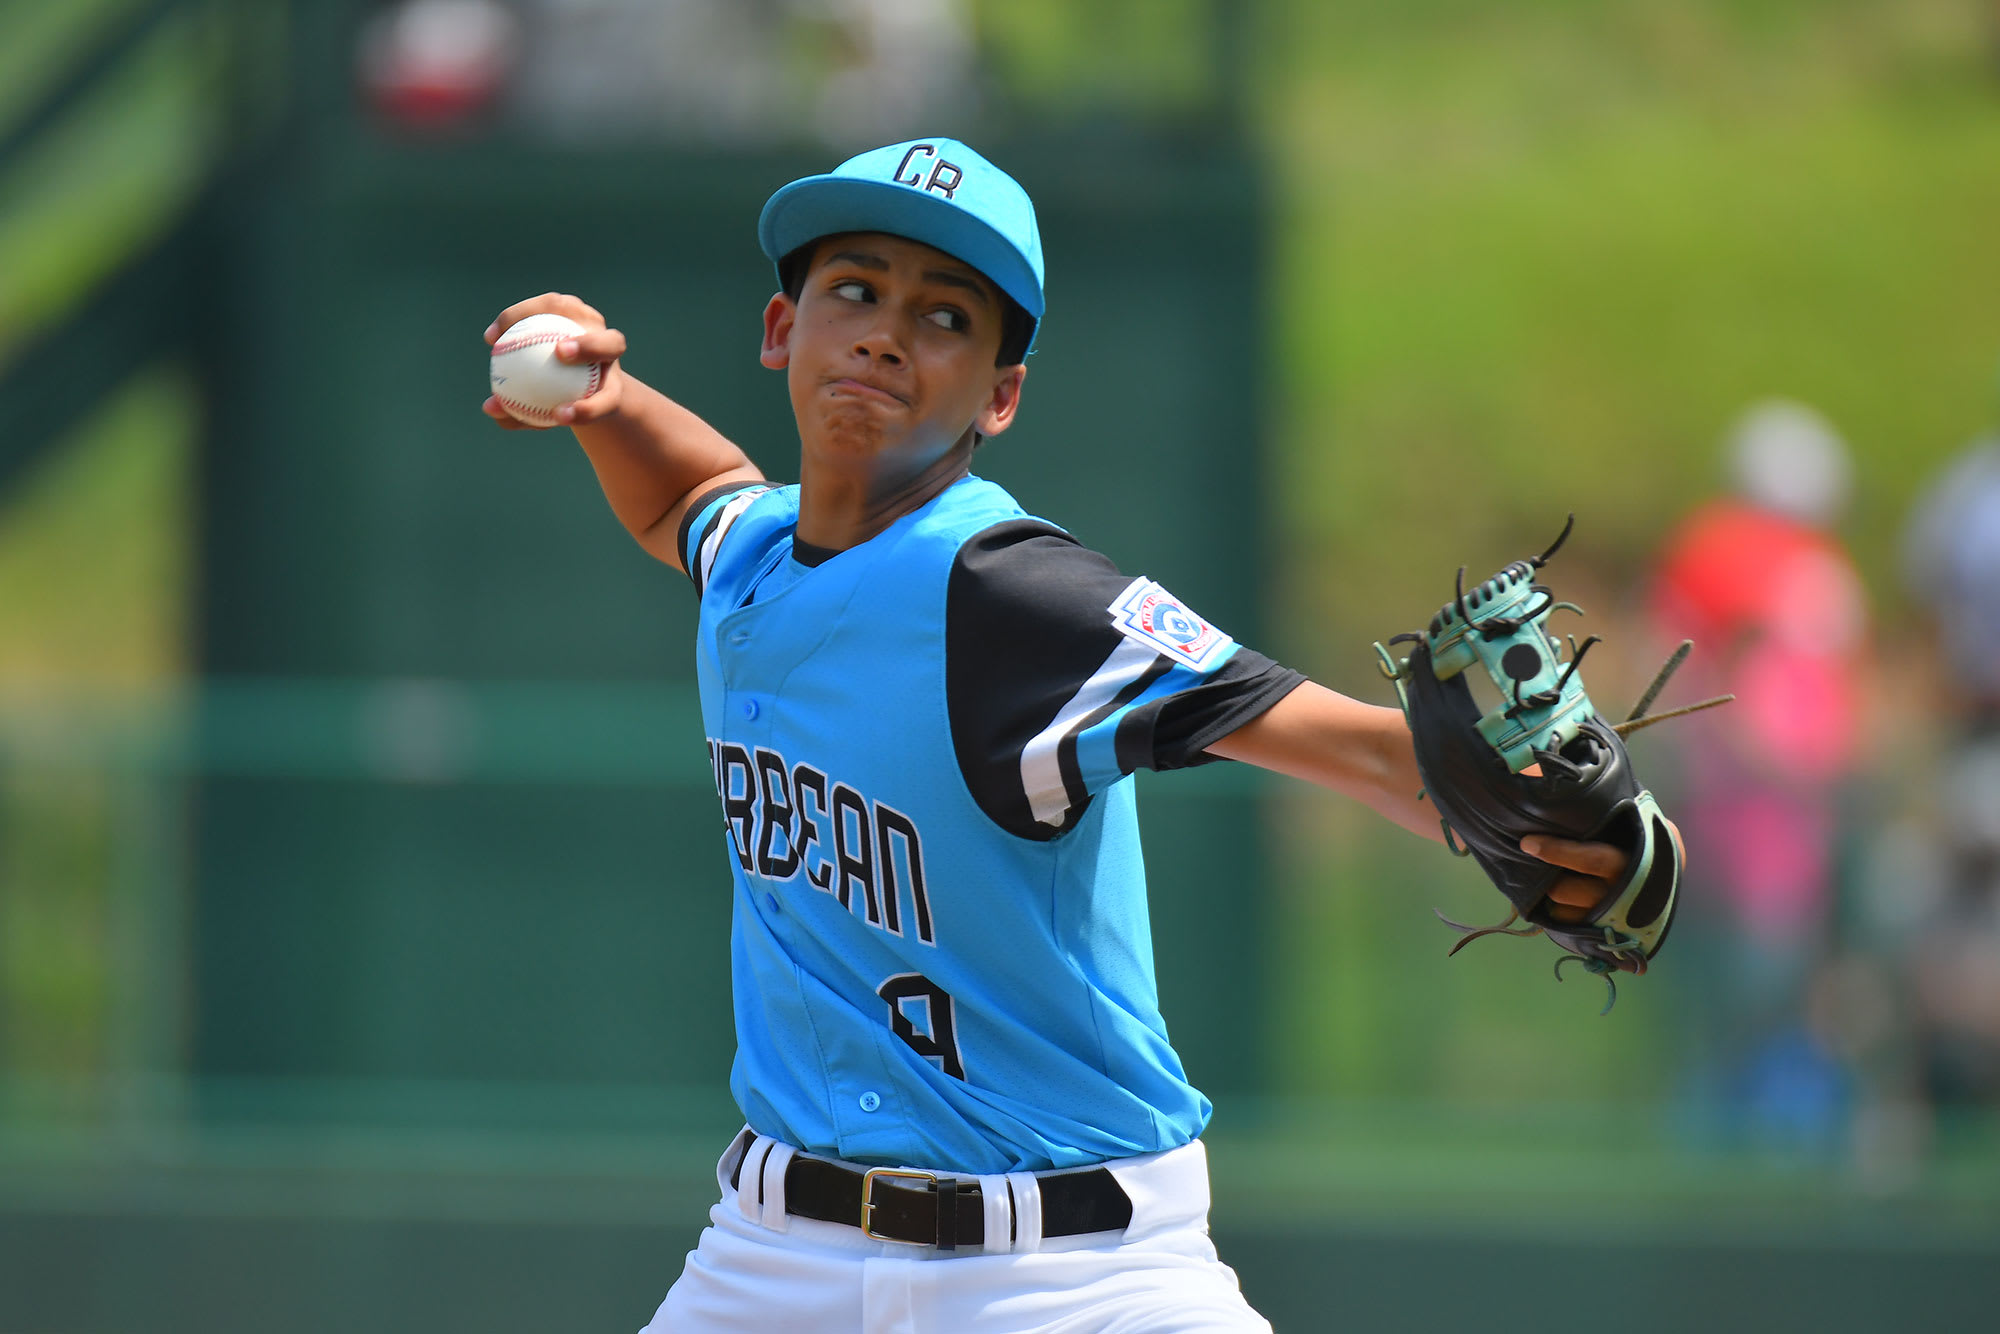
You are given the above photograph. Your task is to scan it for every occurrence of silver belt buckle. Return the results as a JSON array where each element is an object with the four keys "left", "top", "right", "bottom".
[{"left": 860, "top": 1166, "right": 938, "bottom": 1242}]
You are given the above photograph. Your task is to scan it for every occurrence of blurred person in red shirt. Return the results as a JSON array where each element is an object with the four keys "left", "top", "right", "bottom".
[{"left": 1648, "top": 401, "right": 1870, "bottom": 1140}]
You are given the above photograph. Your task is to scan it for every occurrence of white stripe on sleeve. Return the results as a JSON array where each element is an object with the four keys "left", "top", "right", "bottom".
[
  {"left": 1019, "top": 637, "right": 1160, "bottom": 826},
  {"left": 697, "top": 488, "right": 769, "bottom": 592}
]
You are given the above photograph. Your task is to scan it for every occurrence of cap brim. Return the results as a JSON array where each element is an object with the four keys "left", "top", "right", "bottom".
[{"left": 758, "top": 176, "right": 1045, "bottom": 322}]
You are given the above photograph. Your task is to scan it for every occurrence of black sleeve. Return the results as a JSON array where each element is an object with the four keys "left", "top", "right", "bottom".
[{"left": 946, "top": 520, "right": 1305, "bottom": 841}]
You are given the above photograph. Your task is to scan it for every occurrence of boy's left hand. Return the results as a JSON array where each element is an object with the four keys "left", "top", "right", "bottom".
[
  {"left": 1521, "top": 818, "right": 1683, "bottom": 923},
  {"left": 1520, "top": 836, "right": 1626, "bottom": 923}
]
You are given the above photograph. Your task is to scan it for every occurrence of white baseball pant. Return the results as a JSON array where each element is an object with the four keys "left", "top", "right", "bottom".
[{"left": 640, "top": 1130, "right": 1274, "bottom": 1333}]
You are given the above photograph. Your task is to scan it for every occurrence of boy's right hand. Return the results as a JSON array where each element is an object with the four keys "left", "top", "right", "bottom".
[{"left": 481, "top": 294, "right": 628, "bottom": 429}]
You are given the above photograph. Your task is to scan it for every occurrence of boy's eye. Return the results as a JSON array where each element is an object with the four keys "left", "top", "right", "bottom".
[
  {"left": 831, "top": 280, "right": 872, "bottom": 302},
  {"left": 926, "top": 308, "right": 968, "bottom": 332}
]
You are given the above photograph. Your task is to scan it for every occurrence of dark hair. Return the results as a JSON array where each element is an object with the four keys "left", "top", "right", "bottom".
[{"left": 778, "top": 242, "right": 1035, "bottom": 367}]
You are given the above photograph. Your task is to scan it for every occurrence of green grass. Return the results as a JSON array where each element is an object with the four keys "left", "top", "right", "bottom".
[
  {"left": 974, "top": 0, "right": 1222, "bottom": 119},
  {"left": 1261, "top": 0, "right": 2000, "bottom": 690}
]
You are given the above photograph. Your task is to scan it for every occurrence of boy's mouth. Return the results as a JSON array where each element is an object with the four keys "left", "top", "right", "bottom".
[{"left": 826, "top": 376, "right": 910, "bottom": 408}]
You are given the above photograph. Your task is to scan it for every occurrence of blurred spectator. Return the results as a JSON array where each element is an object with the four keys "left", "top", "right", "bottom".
[
  {"left": 359, "top": 0, "right": 522, "bottom": 131},
  {"left": 1900, "top": 421, "right": 2000, "bottom": 1104},
  {"left": 506, "top": 0, "right": 976, "bottom": 146},
  {"left": 1647, "top": 401, "right": 1870, "bottom": 1142},
  {"left": 1905, "top": 432, "right": 2000, "bottom": 719}
]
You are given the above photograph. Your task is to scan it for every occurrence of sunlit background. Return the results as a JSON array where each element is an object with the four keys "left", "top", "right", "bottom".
[{"left": 4, "top": 1, "right": 2000, "bottom": 1329}]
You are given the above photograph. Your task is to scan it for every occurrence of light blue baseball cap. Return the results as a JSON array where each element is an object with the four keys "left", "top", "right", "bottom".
[{"left": 757, "top": 138, "right": 1044, "bottom": 353}]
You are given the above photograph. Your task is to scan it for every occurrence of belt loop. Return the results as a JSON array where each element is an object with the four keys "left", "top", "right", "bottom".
[
  {"left": 934, "top": 1177, "right": 959, "bottom": 1251},
  {"left": 975, "top": 1174, "right": 1012, "bottom": 1254},
  {"left": 718, "top": 1126, "right": 756, "bottom": 1197},
  {"left": 1004, "top": 1171, "right": 1043, "bottom": 1253},
  {"left": 757, "top": 1141, "right": 796, "bottom": 1232},
  {"left": 736, "top": 1136, "right": 776, "bottom": 1224}
]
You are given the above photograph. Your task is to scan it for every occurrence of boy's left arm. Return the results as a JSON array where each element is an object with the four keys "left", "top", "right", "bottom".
[{"left": 1205, "top": 680, "right": 1632, "bottom": 922}]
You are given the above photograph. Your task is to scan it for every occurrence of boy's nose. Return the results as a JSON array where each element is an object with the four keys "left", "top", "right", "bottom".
[
  {"left": 853, "top": 331, "right": 905, "bottom": 365},
  {"left": 851, "top": 309, "right": 910, "bottom": 364}
]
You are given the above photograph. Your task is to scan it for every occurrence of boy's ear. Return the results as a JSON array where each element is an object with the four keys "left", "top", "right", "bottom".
[
  {"left": 760, "top": 292, "right": 796, "bottom": 370},
  {"left": 975, "top": 364, "right": 1027, "bottom": 439}
]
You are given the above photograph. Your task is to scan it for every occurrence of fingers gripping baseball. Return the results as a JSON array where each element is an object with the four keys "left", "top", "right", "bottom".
[
  {"left": 483, "top": 294, "right": 626, "bottom": 428},
  {"left": 553, "top": 329, "right": 626, "bottom": 423},
  {"left": 486, "top": 292, "right": 605, "bottom": 342}
]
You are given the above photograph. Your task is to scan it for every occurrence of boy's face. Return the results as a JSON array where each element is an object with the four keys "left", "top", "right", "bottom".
[{"left": 760, "top": 233, "right": 1026, "bottom": 473}]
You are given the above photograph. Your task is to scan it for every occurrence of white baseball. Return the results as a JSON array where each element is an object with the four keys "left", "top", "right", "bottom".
[{"left": 489, "top": 313, "right": 602, "bottom": 426}]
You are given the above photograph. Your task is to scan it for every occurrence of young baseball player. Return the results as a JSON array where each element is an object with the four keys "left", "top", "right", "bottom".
[{"left": 481, "top": 139, "right": 1632, "bottom": 1333}]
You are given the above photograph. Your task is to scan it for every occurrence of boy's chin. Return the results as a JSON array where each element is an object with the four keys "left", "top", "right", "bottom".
[
  {"left": 807, "top": 405, "right": 894, "bottom": 459},
  {"left": 802, "top": 406, "right": 977, "bottom": 472}
]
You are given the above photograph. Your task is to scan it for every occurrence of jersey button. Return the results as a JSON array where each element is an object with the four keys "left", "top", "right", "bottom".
[
  {"left": 740, "top": 698, "right": 760, "bottom": 721},
  {"left": 764, "top": 892, "right": 780, "bottom": 914},
  {"left": 858, "top": 1091, "right": 881, "bottom": 1113}
]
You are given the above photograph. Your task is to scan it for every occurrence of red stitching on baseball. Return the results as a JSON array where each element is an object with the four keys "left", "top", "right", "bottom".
[
  {"left": 491, "top": 330, "right": 571, "bottom": 356},
  {"left": 495, "top": 392, "right": 560, "bottom": 424}
]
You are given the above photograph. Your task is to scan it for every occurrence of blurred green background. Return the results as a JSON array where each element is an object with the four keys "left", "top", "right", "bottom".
[{"left": 4, "top": 1, "right": 1999, "bottom": 1329}]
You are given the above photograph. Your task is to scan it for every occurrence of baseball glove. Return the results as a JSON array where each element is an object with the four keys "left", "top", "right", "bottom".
[{"left": 1373, "top": 516, "right": 1728, "bottom": 1013}]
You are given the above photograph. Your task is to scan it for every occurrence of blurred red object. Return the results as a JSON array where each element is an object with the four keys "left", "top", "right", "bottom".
[
  {"left": 358, "top": 0, "right": 520, "bottom": 131},
  {"left": 1651, "top": 498, "right": 1866, "bottom": 783}
]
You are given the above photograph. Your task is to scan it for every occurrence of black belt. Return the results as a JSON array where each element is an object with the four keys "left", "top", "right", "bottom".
[{"left": 733, "top": 1147, "right": 1133, "bottom": 1250}]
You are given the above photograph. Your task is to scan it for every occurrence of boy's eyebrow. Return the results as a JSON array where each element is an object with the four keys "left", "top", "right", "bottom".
[
  {"left": 822, "top": 250, "right": 992, "bottom": 306},
  {"left": 824, "top": 250, "right": 889, "bottom": 271},
  {"left": 923, "top": 269, "right": 992, "bottom": 305}
]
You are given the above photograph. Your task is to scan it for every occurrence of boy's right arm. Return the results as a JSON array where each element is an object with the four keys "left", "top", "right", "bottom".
[{"left": 482, "top": 293, "right": 765, "bottom": 573}]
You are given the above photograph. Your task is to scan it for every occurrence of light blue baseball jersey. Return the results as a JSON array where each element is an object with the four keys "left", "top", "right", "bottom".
[{"left": 678, "top": 475, "right": 1302, "bottom": 1174}]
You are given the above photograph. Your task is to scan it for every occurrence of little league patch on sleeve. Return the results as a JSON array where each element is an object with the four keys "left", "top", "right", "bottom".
[{"left": 1107, "top": 578, "right": 1236, "bottom": 674}]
